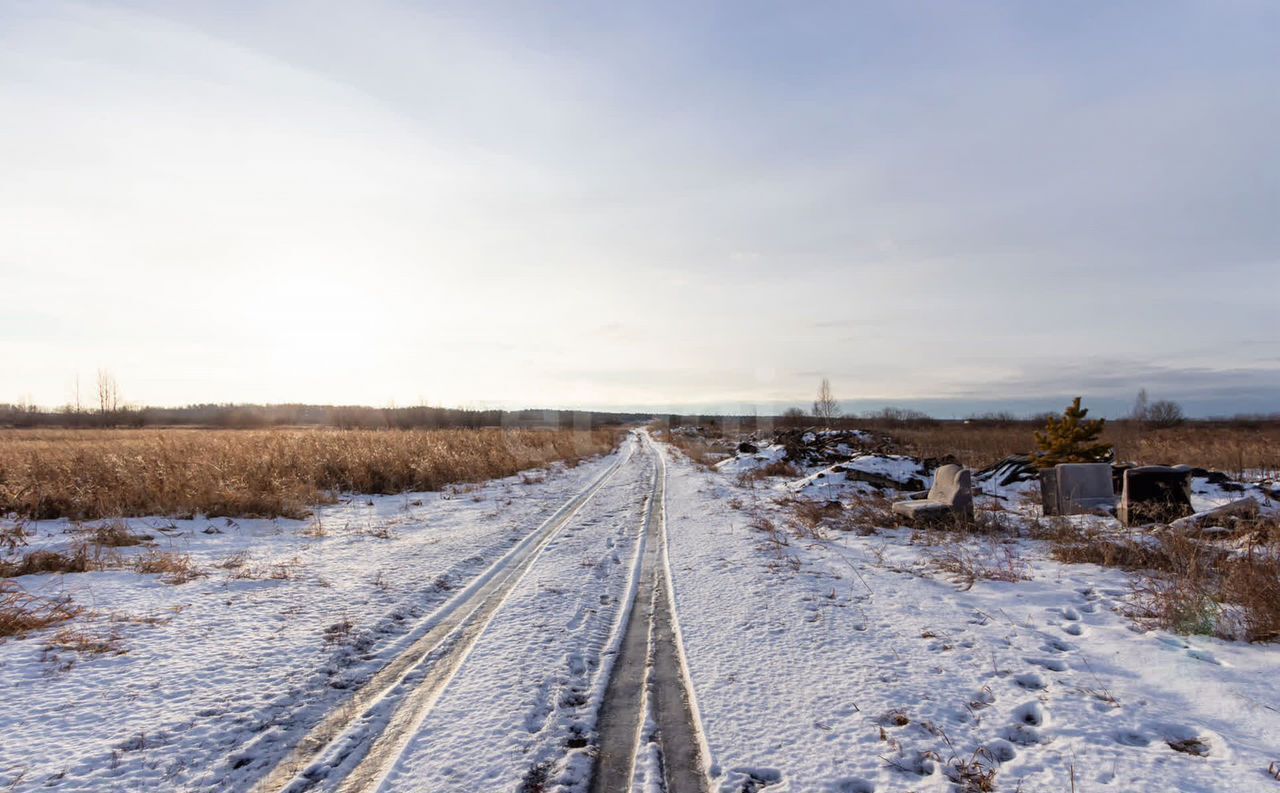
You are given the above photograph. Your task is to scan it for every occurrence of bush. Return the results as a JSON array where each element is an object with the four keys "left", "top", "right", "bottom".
[{"left": 1147, "top": 400, "right": 1186, "bottom": 429}]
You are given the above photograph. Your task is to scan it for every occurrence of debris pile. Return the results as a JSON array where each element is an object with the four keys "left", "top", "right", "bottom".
[
  {"left": 712, "top": 427, "right": 1280, "bottom": 522},
  {"left": 974, "top": 455, "right": 1039, "bottom": 488},
  {"left": 788, "top": 454, "right": 931, "bottom": 500},
  {"left": 772, "top": 429, "right": 893, "bottom": 466}
]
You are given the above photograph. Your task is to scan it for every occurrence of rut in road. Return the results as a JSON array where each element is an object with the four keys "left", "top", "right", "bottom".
[
  {"left": 591, "top": 436, "right": 709, "bottom": 793},
  {"left": 251, "top": 437, "right": 636, "bottom": 793}
]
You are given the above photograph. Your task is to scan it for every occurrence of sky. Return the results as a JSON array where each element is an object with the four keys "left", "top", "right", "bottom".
[{"left": 2, "top": 1, "right": 1278, "bottom": 418}]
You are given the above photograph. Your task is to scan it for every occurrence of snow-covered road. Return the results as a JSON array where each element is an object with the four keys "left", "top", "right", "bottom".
[{"left": 1, "top": 431, "right": 715, "bottom": 793}]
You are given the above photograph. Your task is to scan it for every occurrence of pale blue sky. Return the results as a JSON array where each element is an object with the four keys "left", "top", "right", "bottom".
[{"left": 2, "top": 1, "right": 1277, "bottom": 416}]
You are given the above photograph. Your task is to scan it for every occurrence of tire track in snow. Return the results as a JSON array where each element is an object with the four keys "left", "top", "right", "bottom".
[
  {"left": 591, "top": 434, "right": 710, "bottom": 793},
  {"left": 251, "top": 435, "right": 638, "bottom": 793}
]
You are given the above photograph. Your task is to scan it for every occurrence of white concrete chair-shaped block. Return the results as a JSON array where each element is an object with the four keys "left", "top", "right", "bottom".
[
  {"left": 1055, "top": 463, "right": 1116, "bottom": 515},
  {"left": 892, "top": 464, "right": 974, "bottom": 522}
]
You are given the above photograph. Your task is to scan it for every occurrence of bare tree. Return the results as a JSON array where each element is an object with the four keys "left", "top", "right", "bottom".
[
  {"left": 1131, "top": 388, "right": 1150, "bottom": 424},
  {"left": 1147, "top": 400, "right": 1185, "bottom": 429},
  {"left": 97, "top": 369, "right": 120, "bottom": 415},
  {"left": 812, "top": 378, "right": 840, "bottom": 425}
]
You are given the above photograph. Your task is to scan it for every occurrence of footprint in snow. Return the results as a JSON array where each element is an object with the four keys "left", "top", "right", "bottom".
[
  {"left": 1114, "top": 728, "right": 1151, "bottom": 747},
  {"left": 1014, "top": 672, "right": 1047, "bottom": 690},
  {"left": 1041, "top": 638, "right": 1075, "bottom": 653},
  {"left": 729, "top": 767, "right": 784, "bottom": 792},
  {"left": 1026, "top": 657, "right": 1069, "bottom": 672},
  {"left": 984, "top": 738, "right": 1018, "bottom": 762},
  {"left": 1062, "top": 622, "right": 1084, "bottom": 636},
  {"left": 523, "top": 678, "right": 555, "bottom": 733},
  {"left": 832, "top": 778, "right": 875, "bottom": 793},
  {"left": 1014, "top": 700, "right": 1047, "bottom": 726},
  {"left": 1003, "top": 701, "right": 1050, "bottom": 746}
]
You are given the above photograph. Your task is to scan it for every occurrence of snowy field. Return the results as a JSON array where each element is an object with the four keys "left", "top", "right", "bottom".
[
  {"left": 1, "top": 430, "right": 1278, "bottom": 792},
  {"left": 0, "top": 447, "right": 627, "bottom": 791},
  {"left": 665, "top": 443, "right": 1280, "bottom": 792}
]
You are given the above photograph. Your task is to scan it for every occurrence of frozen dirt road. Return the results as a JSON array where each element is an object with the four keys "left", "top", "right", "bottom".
[{"left": 256, "top": 431, "right": 708, "bottom": 793}]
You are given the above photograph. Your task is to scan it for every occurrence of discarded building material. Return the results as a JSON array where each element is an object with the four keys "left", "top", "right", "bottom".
[
  {"left": 974, "top": 454, "right": 1038, "bottom": 489},
  {"left": 1169, "top": 497, "right": 1260, "bottom": 532},
  {"left": 1039, "top": 467, "right": 1060, "bottom": 516},
  {"left": 1118, "top": 466, "right": 1194, "bottom": 526},
  {"left": 1055, "top": 463, "right": 1117, "bottom": 516}
]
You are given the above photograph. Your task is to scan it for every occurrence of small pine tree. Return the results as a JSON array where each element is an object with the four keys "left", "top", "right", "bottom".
[{"left": 1029, "top": 397, "right": 1113, "bottom": 468}]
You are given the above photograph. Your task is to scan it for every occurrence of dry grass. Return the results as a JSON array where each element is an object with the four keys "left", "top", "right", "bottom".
[
  {"left": 44, "top": 627, "right": 126, "bottom": 656},
  {"left": 0, "top": 427, "right": 621, "bottom": 520},
  {"left": 891, "top": 422, "right": 1280, "bottom": 477},
  {"left": 648, "top": 426, "right": 731, "bottom": 468},
  {"left": 88, "top": 522, "right": 152, "bottom": 547},
  {"left": 131, "top": 551, "right": 205, "bottom": 584},
  {"left": 0, "top": 547, "right": 93, "bottom": 577},
  {"left": 0, "top": 581, "right": 80, "bottom": 637},
  {"left": 735, "top": 460, "right": 801, "bottom": 487},
  {"left": 930, "top": 541, "right": 1030, "bottom": 590},
  {"left": 222, "top": 554, "right": 302, "bottom": 581},
  {"left": 1046, "top": 522, "right": 1280, "bottom": 641}
]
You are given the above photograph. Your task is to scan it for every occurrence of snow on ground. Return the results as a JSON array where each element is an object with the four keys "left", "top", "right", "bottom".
[
  {"left": 660, "top": 444, "right": 1280, "bottom": 793},
  {"left": 4, "top": 429, "right": 1278, "bottom": 793},
  {"left": 716, "top": 444, "right": 789, "bottom": 477},
  {"left": 379, "top": 439, "right": 654, "bottom": 792},
  {"left": 787, "top": 455, "right": 930, "bottom": 502},
  {"left": 1190, "top": 476, "right": 1280, "bottom": 513},
  {"left": 0, "top": 449, "right": 623, "bottom": 792}
]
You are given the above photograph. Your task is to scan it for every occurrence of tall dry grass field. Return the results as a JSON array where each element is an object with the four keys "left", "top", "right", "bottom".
[
  {"left": 0, "top": 428, "right": 621, "bottom": 520},
  {"left": 890, "top": 422, "right": 1280, "bottom": 477}
]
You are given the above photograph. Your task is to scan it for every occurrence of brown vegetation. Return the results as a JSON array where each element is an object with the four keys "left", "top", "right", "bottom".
[
  {"left": 132, "top": 551, "right": 205, "bottom": 584},
  {"left": 648, "top": 427, "right": 725, "bottom": 468},
  {"left": 930, "top": 541, "right": 1030, "bottom": 590},
  {"left": 0, "top": 427, "right": 621, "bottom": 520},
  {"left": 44, "top": 627, "right": 126, "bottom": 656},
  {"left": 890, "top": 422, "right": 1280, "bottom": 476},
  {"left": 0, "top": 581, "right": 80, "bottom": 637},
  {"left": 0, "top": 547, "right": 94, "bottom": 577},
  {"left": 1044, "top": 521, "right": 1280, "bottom": 642},
  {"left": 88, "top": 522, "right": 152, "bottom": 547}
]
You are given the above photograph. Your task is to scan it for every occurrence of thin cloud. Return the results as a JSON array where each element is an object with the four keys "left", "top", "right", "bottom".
[{"left": 1, "top": 2, "right": 1276, "bottom": 414}]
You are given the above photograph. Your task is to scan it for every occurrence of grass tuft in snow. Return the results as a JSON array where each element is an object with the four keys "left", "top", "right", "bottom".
[
  {"left": 132, "top": 551, "right": 205, "bottom": 584},
  {"left": 1043, "top": 520, "right": 1280, "bottom": 641},
  {"left": 0, "top": 581, "right": 80, "bottom": 637}
]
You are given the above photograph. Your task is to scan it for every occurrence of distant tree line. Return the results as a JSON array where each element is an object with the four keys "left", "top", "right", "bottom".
[
  {"left": 4, "top": 372, "right": 1275, "bottom": 432},
  {"left": 0, "top": 401, "right": 649, "bottom": 430}
]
